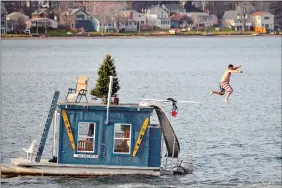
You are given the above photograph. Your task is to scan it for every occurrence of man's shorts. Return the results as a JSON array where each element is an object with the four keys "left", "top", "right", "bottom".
[{"left": 219, "top": 82, "right": 233, "bottom": 93}]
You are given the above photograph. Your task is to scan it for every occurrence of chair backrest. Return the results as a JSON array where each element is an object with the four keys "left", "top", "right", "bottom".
[{"left": 76, "top": 76, "right": 88, "bottom": 92}]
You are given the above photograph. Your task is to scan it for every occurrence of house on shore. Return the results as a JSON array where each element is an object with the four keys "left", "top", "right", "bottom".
[
  {"left": 183, "top": 2, "right": 217, "bottom": 27},
  {"left": 60, "top": 8, "right": 89, "bottom": 29},
  {"left": 251, "top": 11, "right": 274, "bottom": 31},
  {"left": 93, "top": 15, "right": 116, "bottom": 32},
  {"left": 145, "top": 4, "right": 171, "bottom": 30},
  {"left": 1, "top": 2, "right": 7, "bottom": 34},
  {"left": 29, "top": 8, "right": 58, "bottom": 32},
  {"left": 120, "top": 10, "right": 146, "bottom": 32},
  {"left": 222, "top": 10, "right": 252, "bottom": 31},
  {"left": 31, "top": 8, "right": 55, "bottom": 20},
  {"left": 170, "top": 13, "right": 193, "bottom": 29},
  {"left": 6, "top": 12, "right": 29, "bottom": 33}
]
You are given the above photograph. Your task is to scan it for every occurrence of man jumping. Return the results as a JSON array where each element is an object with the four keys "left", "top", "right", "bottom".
[{"left": 210, "top": 64, "right": 243, "bottom": 104}]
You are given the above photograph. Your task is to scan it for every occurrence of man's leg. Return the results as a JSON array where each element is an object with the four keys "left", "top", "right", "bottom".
[
  {"left": 210, "top": 90, "right": 224, "bottom": 95},
  {"left": 224, "top": 84, "right": 233, "bottom": 104},
  {"left": 210, "top": 82, "right": 225, "bottom": 95},
  {"left": 225, "top": 92, "right": 232, "bottom": 103}
]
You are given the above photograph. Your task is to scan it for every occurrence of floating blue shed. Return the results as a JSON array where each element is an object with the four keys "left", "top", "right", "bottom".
[{"left": 56, "top": 103, "right": 161, "bottom": 168}]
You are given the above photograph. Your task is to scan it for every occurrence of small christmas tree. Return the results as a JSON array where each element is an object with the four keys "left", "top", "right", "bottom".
[{"left": 90, "top": 54, "right": 120, "bottom": 104}]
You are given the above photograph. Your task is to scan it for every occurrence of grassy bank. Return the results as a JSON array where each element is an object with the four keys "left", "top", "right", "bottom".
[
  {"left": 45, "top": 29, "right": 281, "bottom": 37},
  {"left": 1, "top": 29, "right": 281, "bottom": 39}
]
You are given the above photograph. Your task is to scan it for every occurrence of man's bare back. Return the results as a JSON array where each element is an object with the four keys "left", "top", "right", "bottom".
[{"left": 210, "top": 64, "right": 243, "bottom": 104}]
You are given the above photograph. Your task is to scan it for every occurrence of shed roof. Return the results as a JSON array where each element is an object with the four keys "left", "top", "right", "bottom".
[{"left": 57, "top": 102, "right": 153, "bottom": 111}]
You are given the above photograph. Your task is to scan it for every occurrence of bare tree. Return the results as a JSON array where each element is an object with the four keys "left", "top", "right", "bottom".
[
  {"left": 16, "top": 14, "right": 27, "bottom": 34},
  {"left": 236, "top": 1, "right": 254, "bottom": 32},
  {"left": 84, "top": 1, "right": 111, "bottom": 32},
  {"left": 109, "top": 2, "right": 129, "bottom": 33},
  {"left": 251, "top": 2, "right": 270, "bottom": 12},
  {"left": 85, "top": 1, "right": 128, "bottom": 33},
  {"left": 57, "top": 1, "right": 72, "bottom": 24}
]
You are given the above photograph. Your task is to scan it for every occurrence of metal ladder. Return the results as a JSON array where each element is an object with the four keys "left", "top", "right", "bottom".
[{"left": 35, "top": 91, "right": 60, "bottom": 162}]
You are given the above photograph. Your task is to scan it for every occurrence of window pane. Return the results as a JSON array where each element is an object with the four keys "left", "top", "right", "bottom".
[
  {"left": 78, "top": 137, "right": 94, "bottom": 152},
  {"left": 77, "top": 122, "right": 95, "bottom": 152},
  {"left": 114, "top": 139, "right": 130, "bottom": 153},
  {"left": 113, "top": 124, "right": 131, "bottom": 154},
  {"left": 78, "top": 123, "right": 94, "bottom": 137},
  {"left": 114, "top": 124, "right": 130, "bottom": 138}
]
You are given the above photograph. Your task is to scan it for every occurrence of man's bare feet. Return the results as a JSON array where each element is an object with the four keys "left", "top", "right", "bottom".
[{"left": 225, "top": 99, "right": 229, "bottom": 104}]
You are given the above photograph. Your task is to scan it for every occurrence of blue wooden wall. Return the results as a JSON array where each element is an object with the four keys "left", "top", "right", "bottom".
[
  {"left": 57, "top": 104, "right": 160, "bottom": 167},
  {"left": 148, "top": 127, "right": 162, "bottom": 167}
]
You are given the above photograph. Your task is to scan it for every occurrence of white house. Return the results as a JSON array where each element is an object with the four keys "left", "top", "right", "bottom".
[
  {"left": 122, "top": 10, "right": 146, "bottom": 24},
  {"left": 6, "top": 12, "right": 29, "bottom": 22},
  {"left": 189, "top": 13, "right": 218, "bottom": 27},
  {"left": 6, "top": 12, "right": 30, "bottom": 33},
  {"left": 117, "top": 10, "right": 146, "bottom": 32},
  {"left": 145, "top": 4, "right": 171, "bottom": 29},
  {"left": 250, "top": 11, "right": 274, "bottom": 30},
  {"left": 222, "top": 10, "right": 252, "bottom": 31},
  {"left": 184, "top": 5, "right": 217, "bottom": 27}
]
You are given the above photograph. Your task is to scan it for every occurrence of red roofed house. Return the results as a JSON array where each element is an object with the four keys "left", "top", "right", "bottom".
[
  {"left": 170, "top": 13, "right": 193, "bottom": 29},
  {"left": 251, "top": 11, "right": 274, "bottom": 30}
]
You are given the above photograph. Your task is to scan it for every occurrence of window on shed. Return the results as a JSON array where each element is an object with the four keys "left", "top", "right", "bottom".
[
  {"left": 77, "top": 122, "right": 96, "bottom": 152},
  {"left": 113, "top": 124, "right": 131, "bottom": 154}
]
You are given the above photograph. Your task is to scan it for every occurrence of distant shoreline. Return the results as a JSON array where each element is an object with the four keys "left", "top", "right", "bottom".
[{"left": 1, "top": 34, "right": 280, "bottom": 40}]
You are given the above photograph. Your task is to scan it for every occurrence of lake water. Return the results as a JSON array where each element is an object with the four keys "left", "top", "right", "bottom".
[{"left": 1, "top": 36, "right": 281, "bottom": 188}]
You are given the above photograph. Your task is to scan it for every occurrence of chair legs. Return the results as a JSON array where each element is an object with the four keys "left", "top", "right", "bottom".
[{"left": 76, "top": 94, "right": 88, "bottom": 103}]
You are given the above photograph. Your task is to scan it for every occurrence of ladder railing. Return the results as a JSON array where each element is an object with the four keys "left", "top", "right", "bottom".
[{"left": 35, "top": 91, "right": 60, "bottom": 162}]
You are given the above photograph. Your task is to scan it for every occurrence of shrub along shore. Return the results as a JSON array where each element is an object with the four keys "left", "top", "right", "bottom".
[{"left": 1, "top": 29, "right": 281, "bottom": 39}]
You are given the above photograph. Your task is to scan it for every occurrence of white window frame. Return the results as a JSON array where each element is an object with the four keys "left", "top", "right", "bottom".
[
  {"left": 113, "top": 123, "right": 132, "bottom": 154},
  {"left": 77, "top": 122, "right": 96, "bottom": 153}
]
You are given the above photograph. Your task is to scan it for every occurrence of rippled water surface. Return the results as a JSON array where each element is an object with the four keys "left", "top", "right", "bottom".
[{"left": 1, "top": 36, "right": 281, "bottom": 187}]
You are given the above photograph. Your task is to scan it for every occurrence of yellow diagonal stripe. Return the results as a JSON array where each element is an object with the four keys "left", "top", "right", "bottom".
[
  {"left": 62, "top": 109, "right": 76, "bottom": 150},
  {"left": 132, "top": 117, "right": 149, "bottom": 157}
]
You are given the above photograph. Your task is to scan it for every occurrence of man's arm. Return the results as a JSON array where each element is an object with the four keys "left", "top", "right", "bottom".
[
  {"left": 233, "top": 65, "right": 242, "bottom": 70},
  {"left": 227, "top": 69, "right": 243, "bottom": 73}
]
